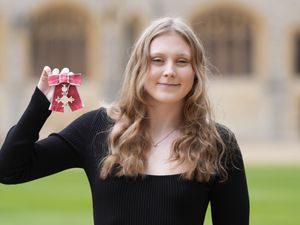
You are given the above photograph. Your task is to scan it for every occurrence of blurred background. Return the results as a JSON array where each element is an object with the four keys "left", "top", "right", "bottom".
[{"left": 0, "top": 0, "right": 299, "bottom": 225}]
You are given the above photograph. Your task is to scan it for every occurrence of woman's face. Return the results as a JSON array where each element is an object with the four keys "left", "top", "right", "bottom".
[{"left": 144, "top": 32, "right": 195, "bottom": 106}]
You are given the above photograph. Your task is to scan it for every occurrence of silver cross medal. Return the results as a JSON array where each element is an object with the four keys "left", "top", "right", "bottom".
[{"left": 55, "top": 84, "right": 74, "bottom": 111}]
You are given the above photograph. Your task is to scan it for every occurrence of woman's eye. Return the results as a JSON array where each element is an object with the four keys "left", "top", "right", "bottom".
[
  {"left": 151, "top": 58, "right": 164, "bottom": 64},
  {"left": 177, "top": 59, "right": 189, "bottom": 65}
]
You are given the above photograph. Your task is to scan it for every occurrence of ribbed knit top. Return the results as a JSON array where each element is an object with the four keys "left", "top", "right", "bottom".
[{"left": 0, "top": 88, "right": 249, "bottom": 225}]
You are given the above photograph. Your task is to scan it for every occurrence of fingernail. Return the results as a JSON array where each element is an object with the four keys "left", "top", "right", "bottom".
[{"left": 44, "top": 66, "right": 50, "bottom": 74}]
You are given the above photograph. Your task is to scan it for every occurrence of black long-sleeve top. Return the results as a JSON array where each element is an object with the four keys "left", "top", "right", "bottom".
[{"left": 0, "top": 88, "right": 249, "bottom": 225}]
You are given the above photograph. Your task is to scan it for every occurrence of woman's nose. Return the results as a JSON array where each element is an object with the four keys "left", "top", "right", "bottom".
[{"left": 163, "top": 62, "right": 176, "bottom": 77}]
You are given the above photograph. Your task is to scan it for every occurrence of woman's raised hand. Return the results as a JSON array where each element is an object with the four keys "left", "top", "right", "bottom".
[{"left": 37, "top": 66, "right": 73, "bottom": 102}]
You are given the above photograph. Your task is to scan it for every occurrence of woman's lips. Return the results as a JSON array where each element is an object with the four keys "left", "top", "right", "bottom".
[{"left": 157, "top": 83, "right": 180, "bottom": 86}]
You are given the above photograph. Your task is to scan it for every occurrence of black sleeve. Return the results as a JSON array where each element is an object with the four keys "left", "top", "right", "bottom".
[
  {"left": 209, "top": 126, "right": 250, "bottom": 225},
  {"left": 0, "top": 88, "right": 96, "bottom": 184}
]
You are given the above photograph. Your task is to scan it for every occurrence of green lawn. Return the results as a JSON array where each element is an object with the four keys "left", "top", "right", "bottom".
[
  {"left": 0, "top": 170, "right": 93, "bottom": 225},
  {"left": 0, "top": 166, "right": 300, "bottom": 225}
]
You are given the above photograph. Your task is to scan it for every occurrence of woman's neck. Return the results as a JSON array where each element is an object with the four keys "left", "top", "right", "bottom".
[{"left": 147, "top": 102, "right": 183, "bottom": 136}]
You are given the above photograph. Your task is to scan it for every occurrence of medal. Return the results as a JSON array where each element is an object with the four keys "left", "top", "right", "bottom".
[{"left": 48, "top": 73, "right": 84, "bottom": 112}]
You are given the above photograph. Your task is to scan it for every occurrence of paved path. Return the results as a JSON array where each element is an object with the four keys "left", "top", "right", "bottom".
[{"left": 240, "top": 141, "right": 300, "bottom": 165}]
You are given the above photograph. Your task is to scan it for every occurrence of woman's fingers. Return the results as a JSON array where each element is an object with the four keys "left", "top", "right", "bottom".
[
  {"left": 41, "top": 66, "right": 51, "bottom": 80},
  {"left": 44, "top": 66, "right": 51, "bottom": 75},
  {"left": 51, "top": 67, "right": 72, "bottom": 76},
  {"left": 37, "top": 66, "right": 74, "bottom": 102},
  {"left": 38, "top": 66, "right": 51, "bottom": 91},
  {"left": 60, "top": 67, "right": 70, "bottom": 75},
  {"left": 39, "top": 66, "right": 51, "bottom": 83},
  {"left": 37, "top": 66, "right": 54, "bottom": 102},
  {"left": 52, "top": 68, "right": 59, "bottom": 75}
]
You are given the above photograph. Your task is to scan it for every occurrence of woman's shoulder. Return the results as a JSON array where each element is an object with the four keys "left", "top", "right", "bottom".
[
  {"left": 215, "top": 122, "right": 243, "bottom": 165},
  {"left": 60, "top": 107, "right": 113, "bottom": 135},
  {"left": 215, "top": 122, "right": 236, "bottom": 142},
  {"left": 57, "top": 107, "right": 113, "bottom": 146},
  {"left": 78, "top": 106, "right": 114, "bottom": 128}
]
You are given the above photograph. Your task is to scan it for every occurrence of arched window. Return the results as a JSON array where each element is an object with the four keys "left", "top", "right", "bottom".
[
  {"left": 192, "top": 7, "right": 254, "bottom": 76},
  {"left": 295, "top": 33, "right": 300, "bottom": 75},
  {"left": 31, "top": 7, "right": 87, "bottom": 77}
]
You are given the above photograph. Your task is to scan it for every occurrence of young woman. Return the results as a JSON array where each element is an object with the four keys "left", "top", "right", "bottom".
[{"left": 0, "top": 17, "right": 249, "bottom": 225}]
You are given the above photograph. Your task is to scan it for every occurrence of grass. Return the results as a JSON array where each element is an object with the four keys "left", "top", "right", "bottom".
[
  {"left": 0, "top": 165, "right": 300, "bottom": 225},
  {"left": 0, "top": 169, "right": 93, "bottom": 225},
  {"left": 247, "top": 165, "right": 300, "bottom": 225}
]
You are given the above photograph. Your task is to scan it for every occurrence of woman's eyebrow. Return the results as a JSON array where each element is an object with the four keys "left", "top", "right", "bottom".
[
  {"left": 150, "top": 52, "right": 191, "bottom": 58},
  {"left": 177, "top": 53, "right": 191, "bottom": 58}
]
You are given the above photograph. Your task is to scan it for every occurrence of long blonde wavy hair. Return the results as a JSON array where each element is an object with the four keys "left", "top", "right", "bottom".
[{"left": 99, "top": 17, "right": 228, "bottom": 182}]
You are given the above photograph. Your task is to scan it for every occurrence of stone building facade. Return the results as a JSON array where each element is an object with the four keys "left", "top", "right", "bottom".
[{"left": 0, "top": 0, "right": 300, "bottom": 149}]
